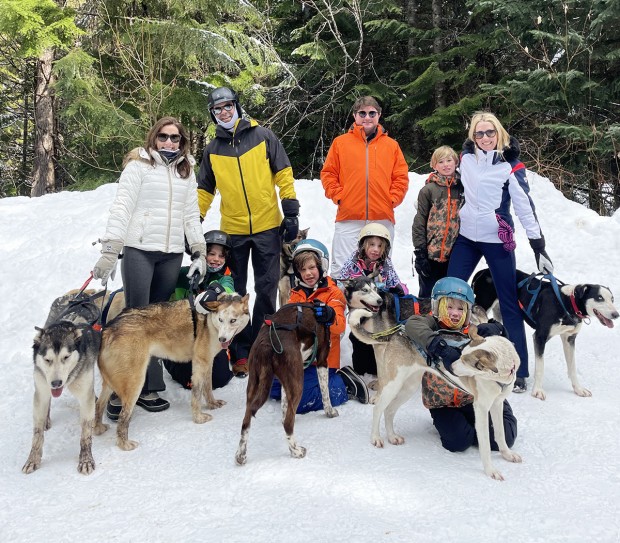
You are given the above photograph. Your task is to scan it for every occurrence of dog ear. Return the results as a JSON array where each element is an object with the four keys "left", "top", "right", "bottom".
[
  {"left": 241, "top": 293, "right": 250, "bottom": 309},
  {"left": 33, "top": 327, "right": 44, "bottom": 349},
  {"left": 573, "top": 284, "right": 589, "bottom": 301}
]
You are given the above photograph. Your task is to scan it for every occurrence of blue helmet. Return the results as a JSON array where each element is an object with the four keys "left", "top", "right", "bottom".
[
  {"left": 431, "top": 277, "right": 474, "bottom": 316},
  {"left": 292, "top": 239, "right": 329, "bottom": 278}
]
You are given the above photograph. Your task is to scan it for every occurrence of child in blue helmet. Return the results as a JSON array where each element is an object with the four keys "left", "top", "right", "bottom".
[
  {"left": 270, "top": 239, "right": 369, "bottom": 412},
  {"left": 163, "top": 230, "right": 237, "bottom": 389},
  {"left": 404, "top": 277, "right": 518, "bottom": 452}
]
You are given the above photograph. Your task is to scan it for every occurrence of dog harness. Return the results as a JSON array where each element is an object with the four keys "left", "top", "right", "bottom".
[{"left": 264, "top": 304, "right": 320, "bottom": 368}]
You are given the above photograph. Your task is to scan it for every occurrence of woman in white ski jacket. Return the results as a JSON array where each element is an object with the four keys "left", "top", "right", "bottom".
[
  {"left": 447, "top": 111, "right": 554, "bottom": 393},
  {"left": 93, "top": 117, "right": 206, "bottom": 415}
]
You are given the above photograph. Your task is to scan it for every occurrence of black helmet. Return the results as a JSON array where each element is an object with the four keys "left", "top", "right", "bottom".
[
  {"left": 208, "top": 87, "right": 242, "bottom": 122},
  {"left": 204, "top": 229, "right": 232, "bottom": 250}
]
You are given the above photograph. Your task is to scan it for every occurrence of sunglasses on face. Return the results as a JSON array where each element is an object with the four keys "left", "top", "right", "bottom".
[
  {"left": 356, "top": 110, "right": 378, "bottom": 118},
  {"left": 474, "top": 129, "right": 497, "bottom": 139},
  {"left": 212, "top": 104, "right": 235, "bottom": 116},
  {"left": 156, "top": 133, "right": 181, "bottom": 143}
]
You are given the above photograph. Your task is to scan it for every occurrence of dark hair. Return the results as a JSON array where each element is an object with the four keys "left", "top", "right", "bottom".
[{"left": 143, "top": 117, "right": 192, "bottom": 178}]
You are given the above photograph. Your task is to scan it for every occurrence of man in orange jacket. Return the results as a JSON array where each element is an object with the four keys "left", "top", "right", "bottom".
[{"left": 321, "top": 96, "right": 410, "bottom": 278}]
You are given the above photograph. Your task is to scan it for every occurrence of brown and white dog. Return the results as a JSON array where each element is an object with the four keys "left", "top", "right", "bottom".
[
  {"left": 348, "top": 280, "right": 522, "bottom": 480},
  {"left": 235, "top": 303, "right": 337, "bottom": 465},
  {"left": 94, "top": 294, "right": 249, "bottom": 450}
]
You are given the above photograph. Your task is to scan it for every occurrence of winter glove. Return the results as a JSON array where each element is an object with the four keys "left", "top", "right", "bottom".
[
  {"left": 529, "top": 237, "right": 554, "bottom": 275},
  {"left": 187, "top": 243, "right": 207, "bottom": 281},
  {"left": 413, "top": 249, "right": 431, "bottom": 278},
  {"left": 93, "top": 239, "right": 123, "bottom": 285},
  {"left": 279, "top": 198, "right": 300, "bottom": 242},
  {"left": 427, "top": 336, "right": 462, "bottom": 374},
  {"left": 195, "top": 282, "right": 225, "bottom": 314},
  {"left": 313, "top": 300, "right": 336, "bottom": 325},
  {"left": 477, "top": 319, "right": 509, "bottom": 339}
]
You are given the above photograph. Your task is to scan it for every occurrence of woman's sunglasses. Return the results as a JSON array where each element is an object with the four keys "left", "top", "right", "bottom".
[
  {"left": 356, "top": 110, "right": 378, "bottom": 118},
  {"left": 212, "top": 104, "right": 235, "bottom": 116},
  {"left": 474, "top": 129, "right": 497, "bottom": 139},
  {"left": 156, "top": 133, "right": 181, "bottom": 143}
]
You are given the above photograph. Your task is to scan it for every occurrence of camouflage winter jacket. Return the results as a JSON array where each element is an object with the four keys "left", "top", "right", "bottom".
[{"left": 412, "top": 172, "right": 463, "bottom": 262}]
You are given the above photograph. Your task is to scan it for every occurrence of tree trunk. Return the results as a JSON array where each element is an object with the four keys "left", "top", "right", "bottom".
[
  {"left": 31, "top": 48, "right": 56, "bottom": 197},
  {"left": 432, "top": 0, "right": 445, "bottom": 108}
]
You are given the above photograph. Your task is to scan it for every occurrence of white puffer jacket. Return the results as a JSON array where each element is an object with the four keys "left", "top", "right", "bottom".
[{"left": 103, "top": 148, "right": 204, "bottom": 253}]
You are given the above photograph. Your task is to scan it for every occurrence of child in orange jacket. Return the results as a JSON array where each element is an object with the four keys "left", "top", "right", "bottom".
[{"left": 270, "top": 239, "right": 369, "bottom": 411}]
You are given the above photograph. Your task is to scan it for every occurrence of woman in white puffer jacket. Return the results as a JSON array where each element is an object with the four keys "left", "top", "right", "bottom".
[{"left": 93, "top": 116, "right": 206, "bottom": 416}]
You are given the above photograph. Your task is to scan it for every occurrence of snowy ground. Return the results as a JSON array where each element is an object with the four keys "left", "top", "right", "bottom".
[{"left": 1, "top": 173, "right": 619, "bottom": 543}]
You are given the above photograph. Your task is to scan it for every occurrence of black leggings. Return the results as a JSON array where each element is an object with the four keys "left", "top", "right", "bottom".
[{"left": 121, "top": 247, "right": 183, "bottom": 393}]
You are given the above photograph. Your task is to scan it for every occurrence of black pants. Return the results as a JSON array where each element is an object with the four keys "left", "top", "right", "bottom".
[
  {"left": 417, "top": 259, "right": 450, "bottom": 299},
  {"left": 229, "top": 227, "right": 281, "bottom": 360},
  {"left": 429, "top": 400, "right": 517, "bottom": 452},
  {"left": 121, "top": 247, "right": 183, "bottom": 394},
  {"left": 350, "top": 333, "right": 377, "bottom": 376},
  {"left": 163, "top": 351, "right": 233, "bottom": 390}
]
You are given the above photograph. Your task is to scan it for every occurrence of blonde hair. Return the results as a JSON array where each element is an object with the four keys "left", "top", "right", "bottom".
[
  {"left": 437, "top": 297, "right": 468, "bottom": 329},
  {"left": 468, "top": 111, "right": 511, "bottom": 157},
  {"left": 430, "top": 145, "right": 459, "bottom": 170},
  {"left": 352, "top": 96, "right": 382, "bottom": 115}
]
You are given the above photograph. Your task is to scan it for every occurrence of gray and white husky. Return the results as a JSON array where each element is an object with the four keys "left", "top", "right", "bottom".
[{"left": 23, "top": 292, "right": 102, "bottom": 475}]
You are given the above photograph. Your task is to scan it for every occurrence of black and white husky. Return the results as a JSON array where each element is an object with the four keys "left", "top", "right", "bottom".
[
  {"left": 23, "top": 292, "right": 102, "bottom": 474},
  {"left": 472, "top": 268, "right": 619, "bottom": 400}
]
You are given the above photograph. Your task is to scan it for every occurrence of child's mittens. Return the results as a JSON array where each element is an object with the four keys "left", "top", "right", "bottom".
[{"left": 313, "top": 301, "right": 335, "bottom": 325}]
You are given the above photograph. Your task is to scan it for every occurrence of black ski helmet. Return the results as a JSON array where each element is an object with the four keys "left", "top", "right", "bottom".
[
  {"left": 204, "top": 229, "right": 232, "bottom": 250},
  {"left": 208, "top": 87, "right": 242, "bottom": 123}
]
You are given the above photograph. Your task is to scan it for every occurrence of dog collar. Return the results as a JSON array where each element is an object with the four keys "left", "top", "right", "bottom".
[{"left": 569, "top": 292, "right": 590, "bottom": 323}]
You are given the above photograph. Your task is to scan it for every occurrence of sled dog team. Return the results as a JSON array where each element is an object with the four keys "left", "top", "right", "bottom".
[{"left": 23, "top": 95, "right": 619, "bottom": 480}]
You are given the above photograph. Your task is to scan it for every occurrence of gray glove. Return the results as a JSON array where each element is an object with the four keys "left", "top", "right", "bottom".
[
  {"left": 187, "top": 242, "right": 207, "bottom": 281},
  {"left": 93, "top": 239, "right": 123, "bottom": 285}
]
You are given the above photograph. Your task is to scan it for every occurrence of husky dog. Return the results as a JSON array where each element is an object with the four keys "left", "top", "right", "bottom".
[
  {"left": 472, "top": 268, "right": 619, "bottom": 400},
  {"left": 347, "top": 287, "right": 522, "bottom": 480},
  {"left": 278, "top": 227, "right": 309, "bottom": 307},
  {"left": 235, "top": 303, "right": 336, "bottom": 465},
  {"left": 23, "top": 293, "right": 104, "bottom": 475},
  {"left": 94, "top": 294, "right": 250, "bottom": 450}
]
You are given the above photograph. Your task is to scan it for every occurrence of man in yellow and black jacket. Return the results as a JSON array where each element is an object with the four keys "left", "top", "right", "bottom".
[{"left": 197, "top": 86, "right": 299, "bottom": 377}]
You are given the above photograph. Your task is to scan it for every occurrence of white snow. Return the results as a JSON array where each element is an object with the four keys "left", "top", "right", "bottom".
[{"left": 1, "top": 172, "right": 619, "bottom": 543}]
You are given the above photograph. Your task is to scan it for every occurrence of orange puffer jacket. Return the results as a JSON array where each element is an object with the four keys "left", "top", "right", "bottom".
[
  {"left": 321, "top": 124, "right": 409, "bottom": 223},
  {"left": 288, "top": 277, "right": 346, "bottom": 369}
]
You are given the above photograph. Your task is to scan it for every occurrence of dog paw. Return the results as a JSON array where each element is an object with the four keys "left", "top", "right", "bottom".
[
  {"left": 117, "top": 438, "right": 138, "bottom": 451},
  {"left": 289, "top": 445, "right": 307, "bottom": 459},
  {"left": 93, "top": 423, "right": 109, "bottom": 435},
  {"left": 532, "top": 388, "right": 546, "bottom": 401},
  {"left": 45, "top": 416, "right": 51, "bottom": 431},
  {"left": 500, "top": 450, "right": 522, "bottom": 463},
  {"left": 324, "top": 407, "right": 339, "bottom": 418},
  {"left": 206, "top": 399, "right": 226, "bottom": 409},
  {"left": 573, "top": 386, "right": 592, "bottom": 397},
  {"left": 367, "top": 379, "right": 379, "bottom": 391},
  {"left": 235, "top": 452, "right": 247, "bottom": 466},
  {"left": 22, "top": 459, "right": 40, "bottom": 474},
  {"left": 193, "top": 412, "right": 214, "bottom": 424},
  {"left": 78, "top": 459, "right": 95, "bottom": 475},
  {"left": 388, "top": 434, "right": 405, "bottom": 445},
  {"left": 371, "top": 436, "right": 384, "bottom": 448},
  {"left": 485, "top": 466, "right": 505, "bottom": 481},
  {"left": 369, "top": 394, "right": 378, "bottom": 405}
]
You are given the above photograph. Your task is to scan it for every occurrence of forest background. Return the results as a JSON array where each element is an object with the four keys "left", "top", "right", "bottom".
[{"left": 1, "top": 0, "right": 618, "bottom": 215}]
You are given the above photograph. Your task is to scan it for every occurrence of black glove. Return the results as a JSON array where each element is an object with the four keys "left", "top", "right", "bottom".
[
  {"left": 313, "top": 300, "right": 335, "bottom": 325},
  {"left": 279, "top": 198, "right": 300, "bottom": 242},
  {"left": 427, "top": 336, "right": 461, "bottom": 374},
  {"left": 477, "top": 319, "right": 509, "bottom": 339},
  {"left": 529, "top": 236, "right": 554, "bottom": 274},
  {"left": 195, "top": 282, "right": 225, "bottom": 313},
  {"left": 413, "top": 248, "right": 431, "bottom": 278}
]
